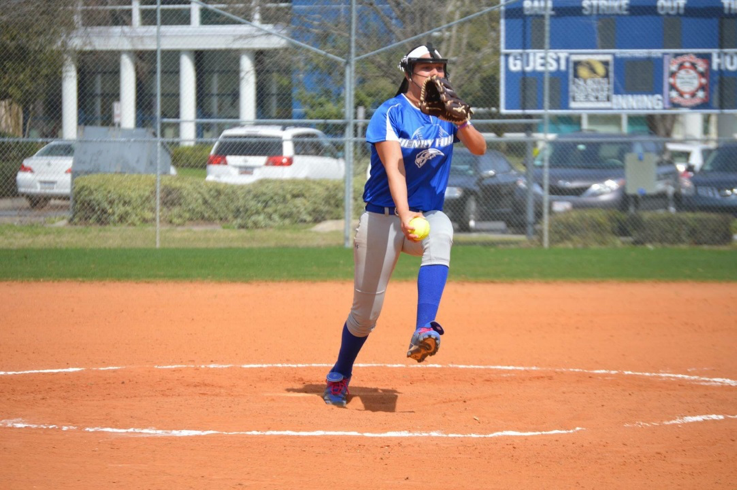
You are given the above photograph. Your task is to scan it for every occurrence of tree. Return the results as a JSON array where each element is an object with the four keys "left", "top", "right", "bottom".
[
  {"left": 646, "top": 114, "right": 677, "bottom": 138},
  {"left": 0, "top": 0, "right": 77, "bottom": 136},
  {"left": 288, "top": 0, "right": 500, "bottom": 125}
]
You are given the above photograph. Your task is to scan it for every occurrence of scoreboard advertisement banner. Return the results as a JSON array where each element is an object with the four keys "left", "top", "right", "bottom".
[{"left": 500, "top": 0, "right": 737, "bottom": 114}]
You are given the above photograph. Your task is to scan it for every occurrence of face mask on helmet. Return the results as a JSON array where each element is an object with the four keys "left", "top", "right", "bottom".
[
  {"left": 395, "top": 42, "right": 449, "bottom": 96},
  {"left": 397, "top": 43, "right": 448, "bottom": 75}
]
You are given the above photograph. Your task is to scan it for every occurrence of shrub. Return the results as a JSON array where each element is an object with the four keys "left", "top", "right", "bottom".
[
  {"left": 232, "top": 180, "right": 345, "bottom": 229},
  {"left": 170, "top": 144, "right": 211, "bottom": 169},
  {"left": 72, "top": 174, "right": 157, "bottom": 225},
  {"left": 159, "top": 177, "right": 242, "bottom": 225},
  {"left": 630, "top": 212, "right": 734, "bottom": 246},
  {"left": 547, "top": 209, "right": 621, "bottom": 247},
  {"left": 0, "top": 159, "right": 20, "bottom": 198},
  {"left": 72, "top": 173, "right": 367, "bottom": 227},
  {"left": 546, "top": 209, "right": 735, "bottom": 247},
  {"left": 0, "top": 139, "right": 43, "bottom": 198}
]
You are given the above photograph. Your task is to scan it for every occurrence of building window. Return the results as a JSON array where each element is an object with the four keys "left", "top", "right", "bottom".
[
  {"left": 140, "top": 0, "right": 191, "bottom": 26},
  {"left": 79, "top": 52, "right": 120, "bottom": 127}
]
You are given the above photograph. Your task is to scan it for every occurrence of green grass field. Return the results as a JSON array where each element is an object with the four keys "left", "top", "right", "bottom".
[{"left": 1, "top": 246, "right": 735, "bottom": 282}]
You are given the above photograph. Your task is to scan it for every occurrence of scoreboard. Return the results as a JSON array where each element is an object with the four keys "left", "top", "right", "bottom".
[{"left": 500, "top": 0, "right": 737, "bottom": 114}]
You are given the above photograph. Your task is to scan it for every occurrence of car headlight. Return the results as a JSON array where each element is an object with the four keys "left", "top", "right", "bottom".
[
  {"left": 582, "top": 178, "right": 623, "bottom": 197},
  {"left": 445, "top": 186, "right": 463, "bottom": 199}
]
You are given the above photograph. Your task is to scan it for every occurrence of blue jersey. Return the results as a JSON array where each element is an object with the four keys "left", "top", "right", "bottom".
[{"left": 364, "top": 94, "right": 458, "bottom": 212}]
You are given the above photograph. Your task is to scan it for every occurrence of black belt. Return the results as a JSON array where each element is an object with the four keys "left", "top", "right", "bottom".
[{"left": 365, "top": 203, "right": 423, "bottom": 215}]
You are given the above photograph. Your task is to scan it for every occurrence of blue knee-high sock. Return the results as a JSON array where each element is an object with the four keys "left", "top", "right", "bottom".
[
  {"left": 416, "top": 264, "right": 449, "bottom": 328},
  {"left": 331, "top": 322, "right": 368, "bottom": 379}
]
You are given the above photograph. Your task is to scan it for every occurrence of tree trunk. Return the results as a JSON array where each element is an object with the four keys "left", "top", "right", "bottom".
[{"left": 646, "top": 114, "right": 677, "bottom": 137}]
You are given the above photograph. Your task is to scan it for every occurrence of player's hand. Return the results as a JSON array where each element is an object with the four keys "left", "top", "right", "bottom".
[{"left": 399, "top": 211, "right": 425, "bottom": 242}]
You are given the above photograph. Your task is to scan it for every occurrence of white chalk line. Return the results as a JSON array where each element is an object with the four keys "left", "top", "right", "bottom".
[
  {"left": 2, "top": 365, "right": 735, "bottom": 440},
  {"left": 1, "top": 363, "right": 735, "bottom": 387},
  {"left": 625, "top": 414, "right": 737, "bottom": 427},
  {"left": 3, "top": 413, "right": 736, "bottom": 439},
  {"left": 0, "top": 419, "right": 584, "bottom": 439}
]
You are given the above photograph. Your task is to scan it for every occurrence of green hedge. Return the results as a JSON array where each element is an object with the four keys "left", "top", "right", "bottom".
[
  {"left": 547, "top": 209, "right": 734, "bottom": 247},
  {"left": 72, "top": 174, "right": 366, "bottom": 227},
  {"left": 0, "top": 140, "right": 43, "bottom": 198},
  {"left": 628, "top": 212, "right": 734, "bottom": 245},
  {"left": 70, "top": 174, "right": 736, "bottom": 245},
  {"left": 547, "top": 209, "right": 622, "bottom": 247},
  {"left": 170, "top": 144, "right": 211, "bottom": 169}
]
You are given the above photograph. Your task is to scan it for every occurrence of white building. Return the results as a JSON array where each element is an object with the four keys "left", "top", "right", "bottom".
[
  {"left": 63, "top": 1, "right": 288, "bottom": 144},
  {"left": 58, "top": 1, "right": 734, "bottom": 145}
]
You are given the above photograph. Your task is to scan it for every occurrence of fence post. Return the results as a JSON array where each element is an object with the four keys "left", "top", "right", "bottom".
[
  {"left": 525, "top": 127, "right": 535, "bottom": 239},
  {"left": 343, "top": 0, "right": 357, "bottom": 248},
  {"left": 155, "top": 0, "right": 162, "bottom": 249}
]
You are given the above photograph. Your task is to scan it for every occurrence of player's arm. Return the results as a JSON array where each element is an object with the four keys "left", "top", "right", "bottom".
[
  {"left": 375, "top": 141, "right": 423, "bottom": 240},
  {"left": 457, "top": 123, "right": 486, "bottom": 155}
]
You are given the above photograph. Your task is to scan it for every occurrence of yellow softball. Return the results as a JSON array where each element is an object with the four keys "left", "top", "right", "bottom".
[{"left": 409, "top": 216, "right": 430, "bottom": 241}]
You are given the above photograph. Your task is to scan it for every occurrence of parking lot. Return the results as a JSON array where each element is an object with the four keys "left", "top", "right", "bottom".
[{"left": 0, "top": 198, "right": 70, "bottom": 224}]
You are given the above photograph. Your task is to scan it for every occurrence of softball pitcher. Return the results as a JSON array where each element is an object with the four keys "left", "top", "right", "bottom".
[{"left": 324, "top": 43, "right": 486, "bottom": 407}]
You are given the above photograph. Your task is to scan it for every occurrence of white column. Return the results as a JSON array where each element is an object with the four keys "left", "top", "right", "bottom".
[
  {"left": 132, "top": 0, "right": 141, "bottom": 27},
  {"left": 251, "top": 0, "right": 261, "bottom": 24},
  {"left": 190, "top": 0, "right": 201, "bottom": 26},
  {"left": 180, "top": 50, "right": 197, "bottom": 145},
  {"left": 239, "top": 51, "right": 256, "bottom": 124},
  {"left": 682, "top": 113, "right": 704, "bottom": 140},
  {"left": 62, "top": 55, "right": 78, "bottom": 140},
  {"left": 120, "top": 51, "right": 137, "bottom": 129},
  {"left": 717, "top": 114, "right": 737, "bottom": 141},
  {"left": 74, "top": 1, "right": 83, "bottom": 28}
]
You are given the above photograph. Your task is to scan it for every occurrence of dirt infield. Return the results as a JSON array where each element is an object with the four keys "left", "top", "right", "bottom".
[{"left": 1, "top": 281, "right": 736, "bottom": 489}]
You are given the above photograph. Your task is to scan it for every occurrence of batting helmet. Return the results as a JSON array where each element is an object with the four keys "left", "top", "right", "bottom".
[{"left": 396, "top": 43, "right": 449, "bottom": 96}]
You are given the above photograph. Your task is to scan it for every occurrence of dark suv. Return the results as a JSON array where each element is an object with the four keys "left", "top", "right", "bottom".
[
  {"left": 443, "top": 148, "right": 536, "bottom": 232},
  {"left": 533, "top": 132, "right": 680, "bottom": 212},
  {"left": 681, "top": 142, "right": 737, "bottom": 216}
]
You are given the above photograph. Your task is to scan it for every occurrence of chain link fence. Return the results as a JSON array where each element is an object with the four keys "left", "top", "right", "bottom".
[{"left": 1, "top": 0, "right": 735, "bottom": 249}]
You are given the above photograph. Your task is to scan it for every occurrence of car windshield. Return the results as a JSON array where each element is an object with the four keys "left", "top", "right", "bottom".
[
  {"left": 538, "top": 141, "right": 629, "bottom": 169},
  {"left": 37, "top": 143, "right": 74, "bottom": 157},
  {"left": 701, "top": 146, "right": 737, "bottom": 173},
  {"left": 215, "top": 136, "right": 283, "bottom": 156},
  {"left": 450, "top": 151, "right": 512, "bottom": 177},
  {"left": 450, "top": 151, "right": 477, "bottom": 176},
  {"left": 669, "top": 150, "right": 691, "bottom": 166}
]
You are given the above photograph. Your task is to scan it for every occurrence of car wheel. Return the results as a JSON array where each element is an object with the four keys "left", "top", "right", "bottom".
[
  {"left": 459, "top": 195, "right": 478, "bottom": 232},
  {"left": 27, "top": 197, "right": 50, "bottom": 209}
]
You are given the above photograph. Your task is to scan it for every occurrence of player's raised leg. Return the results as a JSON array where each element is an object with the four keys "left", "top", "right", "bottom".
[{"left": 404, "top": 210, "right": 453, "bottom": 362}]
